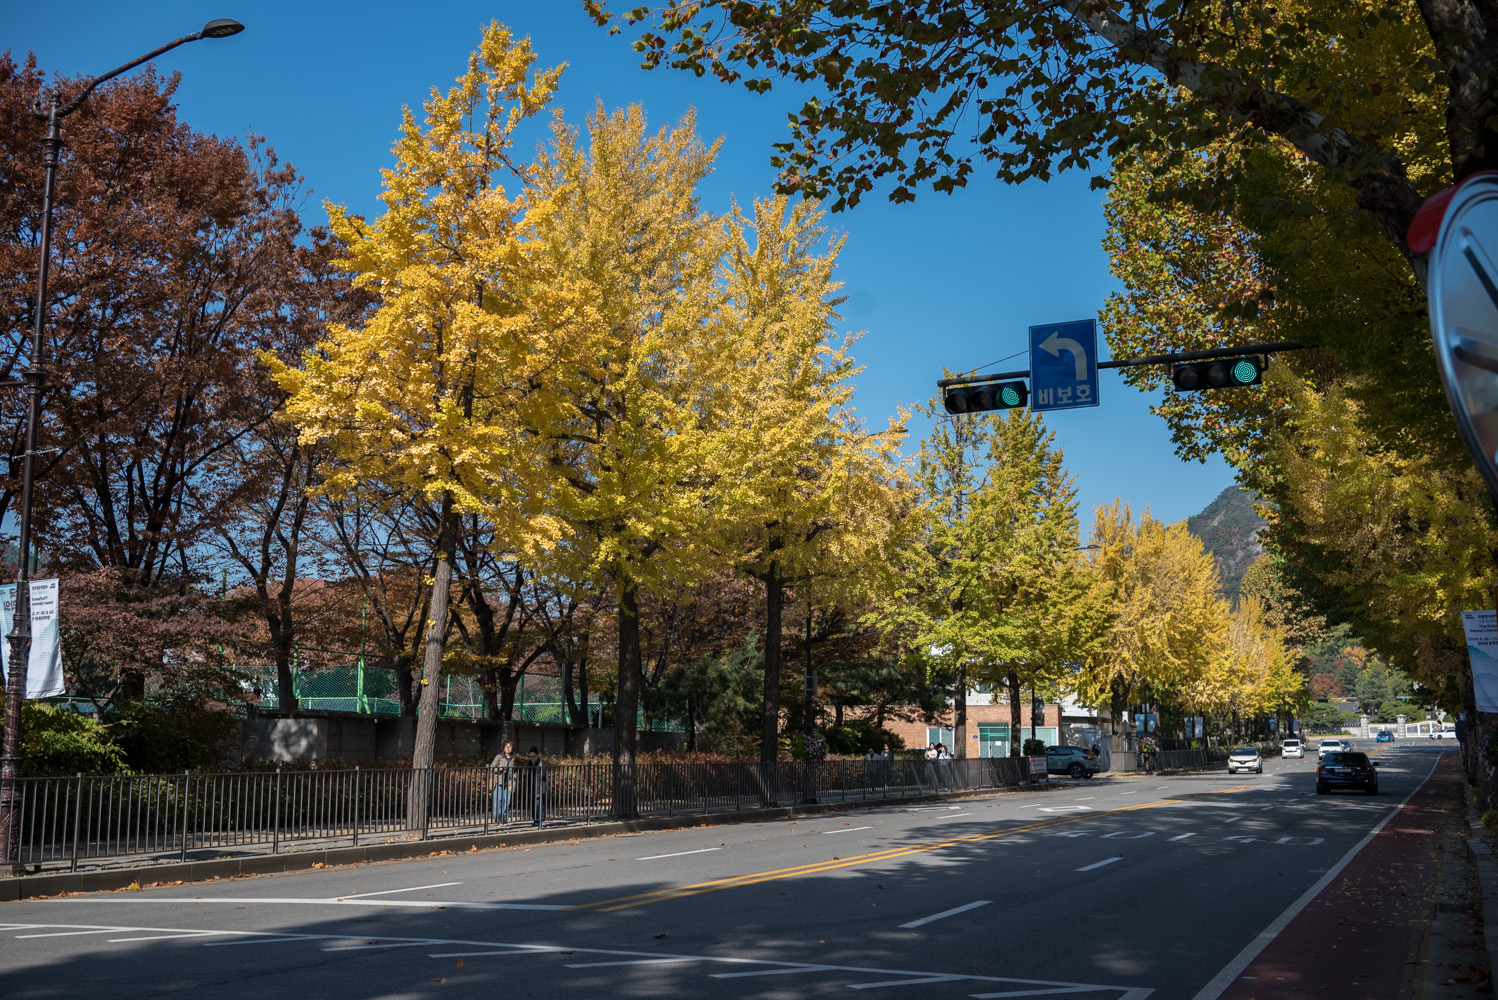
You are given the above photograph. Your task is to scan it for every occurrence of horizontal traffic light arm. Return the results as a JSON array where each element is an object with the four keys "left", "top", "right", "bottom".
[{"left": 936, "top": 341, "right": 1309, "bottom": 389}]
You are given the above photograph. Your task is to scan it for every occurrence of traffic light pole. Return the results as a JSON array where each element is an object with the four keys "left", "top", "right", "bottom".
[{"left": 937, "top": 341, "right": 1310, "bottom": 389}]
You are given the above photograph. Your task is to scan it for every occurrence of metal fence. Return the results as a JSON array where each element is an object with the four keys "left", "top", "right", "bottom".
[{"left": 7, "top": 751, "right": 1215, "bottom": 876}]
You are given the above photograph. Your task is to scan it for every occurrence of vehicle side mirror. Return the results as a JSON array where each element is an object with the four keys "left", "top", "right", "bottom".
[{"left": 1371, "top": 761, "right": 1381, "bottom": 767}]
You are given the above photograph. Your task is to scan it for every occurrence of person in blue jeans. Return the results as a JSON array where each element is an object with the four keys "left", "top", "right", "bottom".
[
  {"left": 525, "top": 746, "right": 547, "bottom": 827},
  {"left": 490, "top": 741, "right": 517, "bottom": 823}
]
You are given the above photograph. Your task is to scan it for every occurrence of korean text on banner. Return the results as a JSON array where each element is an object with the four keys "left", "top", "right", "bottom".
[
  {"left": 0, "top": 578, "right": 63, "bottom": 699},
  {"left": 1461, "top": 610, "right": 1498, "bottom": 713}
]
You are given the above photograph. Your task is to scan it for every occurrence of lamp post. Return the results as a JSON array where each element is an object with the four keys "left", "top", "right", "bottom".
[{"left": 0, "top": 18, "right": 244, "bottom": 875}]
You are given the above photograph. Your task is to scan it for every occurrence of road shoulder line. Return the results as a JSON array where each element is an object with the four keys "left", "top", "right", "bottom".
[{"left": 1189, "top": 751, "right": 1443, "bottom": 1000}]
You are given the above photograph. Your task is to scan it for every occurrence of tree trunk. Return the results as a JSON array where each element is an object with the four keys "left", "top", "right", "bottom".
[
  {"left": 1031, "top": 681, "right": 1045, "bottom": 748},
  {"left": 614, "top": 579, "right": 642, "bottom": 816},
  {"left": 407, "top": 498, "right": 455, "bottom": 834},
  {"left": 760, "top": 565, "right": 783, "bottom": 765},
  {"left": 1006, "top": 670, "right": 1021, "bottom": 756},
  {"left": 477, "top": 665, "right": 499, "bottom": 721},
  {"left": 272, "top": 626, "right": 297, "bottom": 714},
  {"left": 953, "top": 659, "right": 968, "bottom": 759}
]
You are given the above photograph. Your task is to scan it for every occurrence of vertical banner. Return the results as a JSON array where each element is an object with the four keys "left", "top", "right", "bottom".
[
  {"left": 0, "top": 578, "right": 63, "bottom": 699},
  {"left": 1462, "top": 610, "right": 1498, "bottom": 713}
]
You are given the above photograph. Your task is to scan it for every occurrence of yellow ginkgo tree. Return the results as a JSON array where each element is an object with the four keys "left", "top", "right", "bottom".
[
  {"left": 266, "top": 24, "right": 585, "bottom": 821},
  {"left": 1076, "top": 502, "right": 1228, "bottom": 752},
  {"left": 523, "top": 103, "right": 732, "bottom": 807}
]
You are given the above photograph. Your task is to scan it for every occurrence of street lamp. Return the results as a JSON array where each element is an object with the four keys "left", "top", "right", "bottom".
[{"left": 0, "top": 18, "right": 245, "bottom": 874}]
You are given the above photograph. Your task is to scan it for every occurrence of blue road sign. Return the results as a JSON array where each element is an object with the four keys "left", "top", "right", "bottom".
[{"left": 1029, "top": 319, "right": 1100, "bottom": 412}]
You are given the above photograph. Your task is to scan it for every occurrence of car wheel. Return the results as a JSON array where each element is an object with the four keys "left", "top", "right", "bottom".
[
  {"left": 1317, "top": 782, "right": 1328, "bottom": 794},
  {"left": 1256, "top": 765, "right": 1263, "bottom": 774},
  {"left": 1069, "top": 763, "right": 1084, "bottom": 779},
  {"left": 1367, "top": 783, "right": 1378, "bottom": 796},
  {"left": 1083, "top": 771, "right": 1094, "bottom": 779}
]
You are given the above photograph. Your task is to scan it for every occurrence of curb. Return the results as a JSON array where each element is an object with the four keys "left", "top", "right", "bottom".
[
  {"left": 0, "top": 782, "right": 1046, "bottom": 903},
  {"left": 1466, "top": 786, "right": 1498, "bottom": 980}
]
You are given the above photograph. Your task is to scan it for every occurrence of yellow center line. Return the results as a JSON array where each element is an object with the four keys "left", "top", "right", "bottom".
[{"left": 573, "top": 783, "right": 1254, "bottom": 912}]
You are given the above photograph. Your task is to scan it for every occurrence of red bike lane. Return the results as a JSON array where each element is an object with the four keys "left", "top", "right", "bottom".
[{"left": 1214, "top": 752, "right": 1476, "bottom": 1000}]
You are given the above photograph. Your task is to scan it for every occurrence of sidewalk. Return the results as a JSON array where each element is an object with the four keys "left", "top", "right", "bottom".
[{"left": 1216, "top": 751, "right": 1492, "bottom": 1000}]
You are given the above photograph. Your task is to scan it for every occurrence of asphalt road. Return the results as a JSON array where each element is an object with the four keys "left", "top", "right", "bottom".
[{"left": 0, "top": 743, "right": 1452, "bottom": 1000}]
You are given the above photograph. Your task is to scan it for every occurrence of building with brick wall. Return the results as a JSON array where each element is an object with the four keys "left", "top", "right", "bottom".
[{"left": 881, "top": 689, "right": 1102, "bottom": 757}]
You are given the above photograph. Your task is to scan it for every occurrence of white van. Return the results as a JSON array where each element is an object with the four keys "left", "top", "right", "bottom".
[{"left": 1281, "top": 738, "right": 1304, "bottom": 759}]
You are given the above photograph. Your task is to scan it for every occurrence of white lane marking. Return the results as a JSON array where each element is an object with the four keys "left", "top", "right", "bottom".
[
  {"left": 567, "top": 958, "right": 705, "bottom": 968},
  {"left": 335, "top": 881, "right": 462, "bottom": 900},
  {"left": 84, "top": 897, "right": 565, "bottom": 912},
  {"left": 849, "top": 975, "right": 964, "bottom": 988},
  {"left": 1076, "top": 857, "right": 1123, "bottom": 872},
  {"left": 712, "top": 967, "right": 838, "bottom": 978},
  {"left": 1118, "top": 791, "right": 1137, "bottom": 796},
  {"left": 1038, "top": 806, "right": 1093, "bottom": 814},
  {"left": 935, "top": 812, "right": 973, "bottom": 820},
  {"left": 1168, "top": 833, "right": 1196, "bottom": 842},
  {"left": 13, "top": 921, "right": 1149, "bottom": 997},
  {"left": 1077, "top": 796, "right": 1096, "bottom": 801},
  {"left": 16, "top": 929, "right": 120, "bottom": 939},
  {"left": 1222, "top": 816, "right": 1243, "bottom": 823},
  {"left": 204, "top": 936, "right": 322, "bottom": 947},
  {"left": 1191, "top": 752, "right": 1442, "bottom": 1000},
  {"left": 322, "top": 940, "right": 437, "bottom": 952},
  {"left": 898, "top": 900, "right": 992, "bottom": 929},
  {"left": 1156, "top": 785, "right": 1169, "bottom": 789},
  {"left": 107, "top": 932, "right": 230, "bottom": 943},
  {"left": 822, "top": 826, "right": 873, "bottom": 836},
  {"left": 637, "top": 847, "right": 722, "bottom": 861},
  {"left": 1259, "top": 806, "right": 1275, "bottom": 811},
  {"left": 948, "top": 806, "right": 962, "bottom": 810}
]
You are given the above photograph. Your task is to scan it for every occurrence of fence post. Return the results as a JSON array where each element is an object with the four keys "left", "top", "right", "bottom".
[
  {"left": 179, "top": 771, "right": 192, "bottom": 863},
  {"left": 273, "top": 769, "right": 282, "bottom": 855},
  {"left": 69, "top": 772, "right": 83, "bottom": 872},
  {"left": 353, "top": 767, "right": 360, "bottom": 847},
  {"left": 421, "top": 768, "right": 431, "bottom": 841}
]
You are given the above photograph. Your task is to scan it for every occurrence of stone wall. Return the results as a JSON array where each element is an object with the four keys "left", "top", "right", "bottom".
[{"left": 241, "top": 711, "right": 681, "bottom": 763}]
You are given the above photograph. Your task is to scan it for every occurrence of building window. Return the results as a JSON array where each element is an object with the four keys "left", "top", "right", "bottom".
[{"left": 925, "top": 727, "right": 954, "bottom": 750}]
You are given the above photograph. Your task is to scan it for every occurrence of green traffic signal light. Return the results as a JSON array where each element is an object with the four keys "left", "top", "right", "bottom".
[
  {"left": 1170, "top": 357, "right": 1263, "bottom": 392},
  {"left": 944, "top": 379, "right": 1029, "bottom": 415}
]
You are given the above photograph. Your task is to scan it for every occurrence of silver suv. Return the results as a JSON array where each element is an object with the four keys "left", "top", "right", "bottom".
[{"left": 1045, "top": 745, "right": 1102, "bottom": 779}]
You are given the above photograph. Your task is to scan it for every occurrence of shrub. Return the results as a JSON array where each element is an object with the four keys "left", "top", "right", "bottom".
[
  {"left": 110, "top": 696, "right": 240, "bottom": 773},
  {"left": 15, "top": 702, "right": 129, "bottom": 776}
]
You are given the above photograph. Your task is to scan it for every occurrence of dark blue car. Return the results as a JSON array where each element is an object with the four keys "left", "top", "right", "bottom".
[{"left": 1376, "top": 730, "right": 1394, "bottom": 743}]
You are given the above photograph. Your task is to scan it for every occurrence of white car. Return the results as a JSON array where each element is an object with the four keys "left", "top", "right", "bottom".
[
  {"left": 1228, "top": 746, "right": 1263, "bottom": 774},
  {"left": 1431, "top": 728, "right": 1456, "bottom": 740},
  {"left": 1281, "top": 739, "right": 1304, "bottom": 759},
  {"left": 1317, "top": 739, "right": 1348, "bottom": 760}
]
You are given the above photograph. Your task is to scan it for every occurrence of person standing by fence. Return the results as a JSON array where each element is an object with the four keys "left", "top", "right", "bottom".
[
  {"left": 490, "top": 741, "right": 517, "bottom": 824},
  {"left": 525, "top": 746, "right": 547, "bottom": 827}
]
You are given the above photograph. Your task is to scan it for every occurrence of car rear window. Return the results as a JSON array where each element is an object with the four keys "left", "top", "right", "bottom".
[
  {"left": 1283, "top": 740, "right": 1300, "bottom": 747},
  {"left": 1323, "top": 752, "right": 1368, "bottom": 765}
]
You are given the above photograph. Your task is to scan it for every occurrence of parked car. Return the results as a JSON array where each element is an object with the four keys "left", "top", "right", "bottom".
[
  {"left": 1281, "top": 739, "right": 1304, "bottom": 759},
  {"left": 1317, "top": 751, "right": 1380, "bottom": 795},
  {"left": 1045, "top": 745, "right": 1102, "bottom": 779},
  {"left": 1376, "top": 730, "right": 1394, "bottom": 743},
  {"left": 1431, "top": 727, "right": 1457, "bottom": 740},
  {"left": 1228, "top": 746, "right": 1263, "bottom": 774},
  {"left": 1317, "top": 739, "right": 1348, "bottom": 760}
]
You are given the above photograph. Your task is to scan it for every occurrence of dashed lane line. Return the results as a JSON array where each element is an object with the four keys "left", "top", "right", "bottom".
[
  {"left": 577, "top": 787, "right": 1254, "bottom": 913},
  {"left": 637, "top": 848, "right": 722, "bottom": 861},
  {"left": 898, "top": 899, "right": 992, "bottom": 929}
]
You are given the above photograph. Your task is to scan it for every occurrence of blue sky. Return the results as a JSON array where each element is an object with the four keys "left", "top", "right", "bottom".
[{"left": 10, "top": 1, "right": 1238, "bottom": 526}]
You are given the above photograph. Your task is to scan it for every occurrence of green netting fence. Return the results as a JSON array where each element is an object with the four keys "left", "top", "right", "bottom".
[{"left": 233, "top": 653, "right": 679, "bottom": 728}]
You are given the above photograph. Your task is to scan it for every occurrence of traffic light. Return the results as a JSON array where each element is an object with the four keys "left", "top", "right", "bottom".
[
  {"left": 944, "top": 379, "right": 1029, "bottom": 415},
  {"left": 1170, "top": 357, "right": 1264, "bottom": 392}
]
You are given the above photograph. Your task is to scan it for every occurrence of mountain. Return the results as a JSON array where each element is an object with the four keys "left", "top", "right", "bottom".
[{"left": 1186, "top": 486, "right": 1266, "bottom": 602}]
